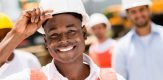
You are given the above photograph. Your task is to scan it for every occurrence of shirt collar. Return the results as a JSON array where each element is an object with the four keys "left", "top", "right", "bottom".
[
  {"left": 130, "top": 22, "right": 160, "bottom": 40},
  {"left": 44, "top": 54, "right": 100, "bottom": 80}
]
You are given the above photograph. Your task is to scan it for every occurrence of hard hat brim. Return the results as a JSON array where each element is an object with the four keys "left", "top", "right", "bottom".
[
  {"left": 37, "top": 11, "right": 89, "bottom": 34},
  {"left": 122, "top": 1, "right": 152, "bottom": 11}
]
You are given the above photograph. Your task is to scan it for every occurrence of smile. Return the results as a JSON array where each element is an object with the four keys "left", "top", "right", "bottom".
[{"left": 57, "top": 46, "right": 76, "bottom": 52}]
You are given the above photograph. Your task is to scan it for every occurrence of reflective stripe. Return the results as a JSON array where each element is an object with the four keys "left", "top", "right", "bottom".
[
  {"left": 30, "top": 69, "right": 47, "bottom": 80},
  {"left": 99, "top": 68, "right": 117, "bottom": 80},
  {"left": 89, "top": 48, "right": 113, "bottom": 68},
  {"left": 30, "top": 68, "right": 117, "bottom": 80}
]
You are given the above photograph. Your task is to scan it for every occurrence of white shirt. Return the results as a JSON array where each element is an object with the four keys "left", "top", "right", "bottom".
[
  {"left": 0, "top": 50, "right": 41, "bottom": 78},
  {"left": 89, "top": 38, "right": 117, "bottom": 53},
  {"left": 139, "top": 34, "right": 152, "bottom": 45},
  {"left": 113, "top": 23, "right": 163, "bottom": 80},
  {"left": 1, "top": 54, "right": 125, "bottom": 80}
]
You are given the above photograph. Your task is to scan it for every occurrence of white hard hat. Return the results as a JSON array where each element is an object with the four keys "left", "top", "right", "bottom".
[
  {"left": 89, "top": 13, "right": 111, "bottom": 29},
  {"left": 122, "top": 0, "right": 152, "bottom": 11},
  {"left": 37, "top": 0, "right": 89, "bottom": 34}
]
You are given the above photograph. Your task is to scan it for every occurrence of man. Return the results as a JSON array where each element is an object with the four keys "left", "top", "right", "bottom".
[
  {"left": 0, "top": 13, "right": 41, "bottom": 78},
  {"left": 113, "top": 0, "right": 163, "bottom": 80},
  {"left": 89, "top": 13, "right": 116, "bottom": 68},
  {"left": 0, "top": 0, "right": 125, "bottom": 80}
]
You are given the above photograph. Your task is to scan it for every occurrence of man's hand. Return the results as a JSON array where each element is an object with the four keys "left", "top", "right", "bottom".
[
  {"left": 0, "top": 8, "right": 53, "bottom": 65},
  {"left": 13, "top": 7, "right": 53, "bottom": 39}
]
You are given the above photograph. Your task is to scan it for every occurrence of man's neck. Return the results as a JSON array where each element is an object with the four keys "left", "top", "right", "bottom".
[
  {"left": 135, "top": 23, "right": 151, "bottom": 37},
  {"left": 98, "top": 36, "right": 108, "bottom": 43},
  {"left": 54, "top": 55, "right": 90, "bottom": 80}
]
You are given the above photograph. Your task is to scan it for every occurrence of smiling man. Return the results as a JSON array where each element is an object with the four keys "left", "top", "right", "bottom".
[
  {"left": 43, "top": 13, "right": 86, "bottom": 64},
  {"left": 113, "top": 0, "right": 163, "bottom": 80},
  {"left": 0, "top": 0, "right": 125, "bottom": 80}
]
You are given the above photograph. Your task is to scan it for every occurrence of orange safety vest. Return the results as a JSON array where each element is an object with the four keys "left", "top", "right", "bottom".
[
  {"left": 89, "top": 46, "right": 114, "bottom": 68},
  {"left": 30, "top": 68, "right": 117, "bottom": 80}
]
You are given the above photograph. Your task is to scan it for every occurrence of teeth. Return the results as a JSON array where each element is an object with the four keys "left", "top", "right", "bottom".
[{"left": 58, "top": 46, "right": 73, "bottom": 52}]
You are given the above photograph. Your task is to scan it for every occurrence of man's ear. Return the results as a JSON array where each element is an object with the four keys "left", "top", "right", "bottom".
[
  {"left": 126, "top": 10, "right": 131, "bottom": 20},
  {"left": 81, "top": 25, "right": 88, "bottom": 40},
  {"left": 43, "top": 34, "right": 48, "bottom": 48}
]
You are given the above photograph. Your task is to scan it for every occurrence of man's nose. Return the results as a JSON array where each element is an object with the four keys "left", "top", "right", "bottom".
[
  {"left": 135, "top": 11, "right": 143, "bottom": 18},
  {"left": 59, "top": 33, "right": 70, "bottom": 45}
]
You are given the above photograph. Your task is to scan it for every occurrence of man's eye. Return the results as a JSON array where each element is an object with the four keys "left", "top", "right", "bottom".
[
  {"left": 140, "top": 8, "right": 145, "bottom": 12},
  {"left": 50, "top": 34, "right": 59, "bottom": 39},
  {"left": 131, "top": 11, "right": 136, "bottom": 14},
  {"left": 68, "top": 30, "right": 77, "bottom": 35}
]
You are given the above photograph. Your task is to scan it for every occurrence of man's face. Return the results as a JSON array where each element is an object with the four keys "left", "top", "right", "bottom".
[
  {"left": 92, "top": 23, "right": 107, "bottom": 39},
  {"left": 44, "top": 14, "right": 86, "bottom": 63},
  {"left": 127, "top": 6, "right": 151, "bottom": 28},
  {"left": 0, "top": 28, "right": 11, "bottom": 42}
]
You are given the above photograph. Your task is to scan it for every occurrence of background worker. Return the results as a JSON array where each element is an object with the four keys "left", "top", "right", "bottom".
[
  {"left": 0, "top": 13, "right": 41, "bottom": 78},
  {"left": 113, "top": 0, "right": 163, "bottom": 80},
  {"left": 89, "top": 13, "right": 116, "bottom": 68}
]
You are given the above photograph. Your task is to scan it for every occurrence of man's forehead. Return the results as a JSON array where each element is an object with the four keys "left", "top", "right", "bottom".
[
  {"left": 127, "top": 5, "right": 148, "bottom": 11},
  {"left": 45, "top": 15, "right": 81, "bottom": 27}
]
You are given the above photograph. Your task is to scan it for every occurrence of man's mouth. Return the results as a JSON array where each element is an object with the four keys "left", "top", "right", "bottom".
[
  {"left": 56, "top": 45, "right": 76, "bottom": 52},
  {"left": 58, "top": 46, "right": 73, "bottom": 52}
]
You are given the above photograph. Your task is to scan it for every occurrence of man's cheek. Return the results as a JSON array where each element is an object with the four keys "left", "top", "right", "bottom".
[
  {"left": 48, "top": 47, "right": 57, "bottom": 58},
  {"left": 76, "top": 35, "right": 84, "bottom": 40}
]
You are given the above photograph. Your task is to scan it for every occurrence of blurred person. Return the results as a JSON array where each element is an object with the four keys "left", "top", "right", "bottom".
[
  {"left": 0, "top": 0, "right": 125, "bottom": 80},
  {"left": 89, "top": 13, "right": 116, "bottom": 68},
  {"left": 0, "top": 13, "right": 41, "bottom": 78},
  {"left": 0, "top": 0, "right": 21, "bottom": 21},
  {"left": 113, "top": 0, "right": 163, "bottom": 80}
]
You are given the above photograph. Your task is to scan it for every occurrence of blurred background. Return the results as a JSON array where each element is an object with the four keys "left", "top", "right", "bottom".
[{"left": 0, "top": 0, "right": 163, "bottom": 66}]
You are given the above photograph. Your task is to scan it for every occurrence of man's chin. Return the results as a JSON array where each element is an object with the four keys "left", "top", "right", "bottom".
[
  {"left": 53, "top": 51, "right": 82, "bottom": 64},
  {"left": 49, "top": 51, "right": 77, "bottom": 63},
  {"left": 54, "top": 54, "right": 82, "bottom": 64},
  {"left": 135, "top": 22, "right": 148, "bottom": 28},
  {"left": 134, "top": 19, "right": 150, "bottom": 28}
]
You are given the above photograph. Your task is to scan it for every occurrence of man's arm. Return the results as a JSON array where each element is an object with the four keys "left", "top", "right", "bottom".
[
  {"left": 0, "top": 8, "right": 53, "bottom": 65},
  {"left": 0, "top": 30, "right": 24, "bottom": 66},
  {"left": 112, "top": 42, "right": 128, "bottom": 79}
]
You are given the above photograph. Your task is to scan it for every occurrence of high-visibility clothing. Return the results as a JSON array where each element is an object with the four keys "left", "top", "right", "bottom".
[
  {"left": 89, "top": 39, "right": 116, "bottom": 68},
  {"left": 30, "top": 68, "right": 117, "bottom": 80},
  {"left": 2, "top": 54, "right": 125, "bottom": 80}
]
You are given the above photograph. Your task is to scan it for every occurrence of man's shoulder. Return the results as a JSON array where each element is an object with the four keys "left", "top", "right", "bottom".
[
  {"left": 105, "top": 38, "right": 117, "bottom": 45},
  {"left": 1, "top": 69, "right": 30, "bottom": 80},
  {"left": 154, "top": 23, "right": 163, "bottom": 28},
  {"left": 41, "top": 62, "right": 52, "bottom": 73},
  {"left": 14, "top": 50, "right": 32, "bottom": 55},
  {"left": 14, "top": 49, "right": 41, "bottom": 67},
  {"left": 152, "top": 23, "right": 163, "bottom": 39},
  {"left": 14, "top": 50, "right": 38, "bottom": 60},
  {"left": 154, "top": 24, "right": 163, "bottom": 33},
  {"left": 117, "top": 31, "right": 133, "bottom": 47}
]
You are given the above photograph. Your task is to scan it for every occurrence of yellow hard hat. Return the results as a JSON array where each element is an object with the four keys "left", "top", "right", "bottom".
[{"left": 0, "top": 13, "right": 13, "bottom": 29}]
